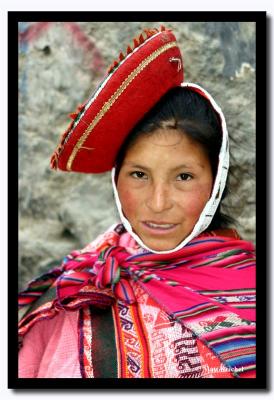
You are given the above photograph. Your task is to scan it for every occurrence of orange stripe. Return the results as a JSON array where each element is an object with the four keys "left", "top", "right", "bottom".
[
  {"left": 130, "top": 303, "right": 151, "bottom": 377},
  {"left": 221, "top": 346, "right": 256, "bottom": 360}
]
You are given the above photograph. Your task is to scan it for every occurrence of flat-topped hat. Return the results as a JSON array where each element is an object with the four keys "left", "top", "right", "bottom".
[{"left": 50, "top": 26, "right": 184, "bottom": 173}]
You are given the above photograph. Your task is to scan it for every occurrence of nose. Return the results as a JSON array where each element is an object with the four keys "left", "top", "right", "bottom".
[{"left": 145, "top": 181, "right": 173, "bottom": 213}]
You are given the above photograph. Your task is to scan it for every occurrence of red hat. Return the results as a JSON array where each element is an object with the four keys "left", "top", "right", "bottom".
[{"left": 50, "top": 26, "right": 184, "bottom": 173}]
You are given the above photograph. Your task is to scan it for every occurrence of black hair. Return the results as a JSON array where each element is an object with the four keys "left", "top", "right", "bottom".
[{"left": 115, "top": 86, "right": 234, "bottom": 231}]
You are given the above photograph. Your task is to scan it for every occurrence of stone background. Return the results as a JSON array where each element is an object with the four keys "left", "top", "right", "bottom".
[{"left": 18, "top": 21, "right": 256, "bottom": 290}]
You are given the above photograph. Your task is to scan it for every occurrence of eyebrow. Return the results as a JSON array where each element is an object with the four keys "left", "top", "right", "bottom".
[{"left": 123, "top": 161, "right": 205, "bottom": 171}]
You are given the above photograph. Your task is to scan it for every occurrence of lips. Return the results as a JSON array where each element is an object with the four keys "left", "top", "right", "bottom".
[
  {"left": 145, "top": 221, "right": 176, "bottom": 229},
  {"left": 142, "top": 221, "right": 178, "bottom": 233}
]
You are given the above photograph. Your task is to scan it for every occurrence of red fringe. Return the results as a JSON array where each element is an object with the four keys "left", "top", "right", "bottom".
[
  {"left": 107, "top": 26, "right": 169, "bottom": 74},
  {"left": 50, "top": 152, "right": 58, "bottom": 170},
  {"left": 133, "top": 38, "right": 139, "bottom": 48},
  {"left": 139, "top": 33, "right": 145, "bottom": 44},
  {"left": 50, "top": 100, "right": 87, "bottom": 170},
  {"left": 144, "top": 28, "right": 159, "bottom": 38},
  {"left": 69, "top": 112, "right": 78, "bottom": 120},
  {"left": 77, "top": 103, "right": 86, "bottom": 112}
]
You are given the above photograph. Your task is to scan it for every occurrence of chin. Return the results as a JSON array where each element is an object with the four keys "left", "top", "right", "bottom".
[{"left": 141, "top": 238, "right": 180, "bottom": 252}]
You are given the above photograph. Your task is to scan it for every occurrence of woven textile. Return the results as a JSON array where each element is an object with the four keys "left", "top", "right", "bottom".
[{"left": 19, "top": 224, "right": 256, "bottom": 378}]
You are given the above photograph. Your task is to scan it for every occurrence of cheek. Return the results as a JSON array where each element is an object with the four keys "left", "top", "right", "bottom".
[
  {"left": 178, "top": 185, "right": 211, "bottom": 217},
  {"left": 117, "top": 182, "right": 141, "bottom": 219}
]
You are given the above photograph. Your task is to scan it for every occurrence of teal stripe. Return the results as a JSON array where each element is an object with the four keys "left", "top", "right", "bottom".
[
  {"left": 176, "top": 305, "right": 219, "bottom": 319},
  {"left": 24, "top": 286, "right": 56, "bottom": 315}
]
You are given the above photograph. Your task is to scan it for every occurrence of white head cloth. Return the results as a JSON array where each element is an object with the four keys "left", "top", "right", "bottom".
[{"left": 111, "top": 82, "right": 229, "bottom": 254}]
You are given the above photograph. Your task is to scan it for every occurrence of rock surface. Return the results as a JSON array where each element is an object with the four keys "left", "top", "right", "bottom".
[{"left": 18, "top": 21, "right": 255, "bottom": 289}]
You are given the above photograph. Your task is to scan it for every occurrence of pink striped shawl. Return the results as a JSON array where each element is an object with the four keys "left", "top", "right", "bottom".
[{"left": 19, "top": 225, "right": 256, "bottom": 377}]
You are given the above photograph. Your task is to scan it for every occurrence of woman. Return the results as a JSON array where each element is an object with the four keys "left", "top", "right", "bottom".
[{"left": 18, "top": 27, "right": 255, "bottom": 378}]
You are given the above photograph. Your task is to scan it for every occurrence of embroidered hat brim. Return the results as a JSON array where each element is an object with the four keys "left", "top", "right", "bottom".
[{"left": 50, "top": 27, "right": 184, "bottom": 173}]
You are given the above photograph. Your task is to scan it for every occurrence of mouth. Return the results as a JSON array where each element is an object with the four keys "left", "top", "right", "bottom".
[{"left": 141, "top": 221, "right": 179, "bottom": 234}]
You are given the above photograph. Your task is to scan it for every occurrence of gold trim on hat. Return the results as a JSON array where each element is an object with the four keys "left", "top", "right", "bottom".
[{"left": 66, "top": 41, "right": 178, "bottom": 171}]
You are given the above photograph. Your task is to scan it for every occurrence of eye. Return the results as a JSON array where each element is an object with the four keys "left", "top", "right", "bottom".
[
  {"left": 130, "top": 171, "right": 148, "bottom": 179},
  {"left": 177, "top": 173, "right": 192, "bottom": 181}
]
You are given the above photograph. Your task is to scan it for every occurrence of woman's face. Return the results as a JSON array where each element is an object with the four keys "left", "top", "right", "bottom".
[{"left": 116, "top": 129, "right": 214, "bottom": 251}]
